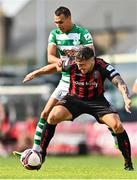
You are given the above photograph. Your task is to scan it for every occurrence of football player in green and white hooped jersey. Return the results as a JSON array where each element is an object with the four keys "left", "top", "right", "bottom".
[
  {"left": 31, "top": 6, "right": 95, "bottom": 161},
  {"left": 48, "top": 19, "right": 95, "bottom": 100},
  {"left": 48, "top": 23, "right": 94, "bottom": 84}
]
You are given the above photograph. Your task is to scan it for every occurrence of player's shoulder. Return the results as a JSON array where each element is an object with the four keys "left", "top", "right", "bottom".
[
  {"left": 74, "top": 24, "right": 90, "bottom": 33},
  {"left": 50, "top": 28, "right": 61, "bottom": 35},
  {"left": 95, "top": 57, "right": 109, "bottom": 68}
]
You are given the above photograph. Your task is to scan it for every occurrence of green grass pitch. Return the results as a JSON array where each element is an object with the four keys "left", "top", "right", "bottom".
[{"left": 0, "top": 155, "right": 136, "bottom": 179}]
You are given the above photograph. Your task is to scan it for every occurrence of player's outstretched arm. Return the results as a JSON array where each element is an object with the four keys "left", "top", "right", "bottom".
[
  {"left": 23, "top": 63, "right": 59, "bottom": 83},
  {"left": 111, "top": 75, "right": 131, "bottom": 113}
]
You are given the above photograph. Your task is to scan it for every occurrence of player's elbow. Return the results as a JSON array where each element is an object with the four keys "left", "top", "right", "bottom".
[
  {"left": 48, "top": 54, "right": 58, "bottom": 64},
  {"left": 47, "top": 58, "right": 52, "bottom": 64}
]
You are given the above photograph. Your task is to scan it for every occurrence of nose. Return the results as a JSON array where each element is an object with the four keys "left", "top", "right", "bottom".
[
  {"left": 56, "top": 24, "right": 60, "bottom": 28},
  {"left": 57, "top": 24, "right": 62, "bottom": 28}
]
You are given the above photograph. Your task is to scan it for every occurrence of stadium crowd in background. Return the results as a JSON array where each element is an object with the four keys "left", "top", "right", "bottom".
[
  {"left": 0, "top": 105, "right": 37, "bottom": 156},
  {"left": 11, "top": 116, "right": 37, "bottom": 152},
  {"left": 0, "top": 102, "right": 9, "bottom": 156},
  {"left": 23, "top": 46, "right": 134, "bottom": 171}
]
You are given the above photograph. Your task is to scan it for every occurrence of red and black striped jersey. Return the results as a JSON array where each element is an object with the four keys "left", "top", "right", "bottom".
[{"left": 62, "top": 57, "right": 120, "bottom": 101}]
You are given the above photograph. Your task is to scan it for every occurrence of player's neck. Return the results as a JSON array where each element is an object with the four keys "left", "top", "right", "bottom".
[{"left": 66, "top": 23, "right": 74, "bottom": 33}]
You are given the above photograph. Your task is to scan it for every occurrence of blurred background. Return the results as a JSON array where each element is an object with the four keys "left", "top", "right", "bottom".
[{"left": 0, "top": 0, "right": 137, "bottom": 157}]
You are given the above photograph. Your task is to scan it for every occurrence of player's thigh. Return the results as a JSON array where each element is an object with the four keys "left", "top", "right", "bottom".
[
  {"left": 47, "top": 105, "right": 73, "bottom": 124},
  {"left": 41, "top": 97, "right": 59, "bottom": 118},
  {"left": 99, "top": 113, "right": 124, "bottom": 132}
]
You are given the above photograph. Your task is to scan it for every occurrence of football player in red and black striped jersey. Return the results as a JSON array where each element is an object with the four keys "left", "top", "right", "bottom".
[{"left": 23, "top": 47, "right": 134, "bottom": 171}]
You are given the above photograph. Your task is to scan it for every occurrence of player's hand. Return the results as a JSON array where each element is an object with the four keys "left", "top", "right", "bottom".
[
  {"left": 57, "top": 59, "right": 63, "bottom": 67},
  {"left": 23, "top": 72, "right": 35, "bottom": 83},
  {"left": 124, "top": 97, "right": 132, "bottom": 113}
]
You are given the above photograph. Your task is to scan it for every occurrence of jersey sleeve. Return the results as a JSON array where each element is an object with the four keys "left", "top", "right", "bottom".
[
  {"left": 98, "top": 59, "right": 120, "bottom": 81},
  {"left": 105, "top": 64, "right": 120, "bottom": 81},
  {"left": 80, "top": 28, "right": 94, "bottom": 46},
  {"left": 48, "top": 30, "right": 57, "bottom": 46}
]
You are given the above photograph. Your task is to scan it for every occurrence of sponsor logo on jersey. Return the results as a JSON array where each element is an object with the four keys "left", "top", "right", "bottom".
[
  {"left": 75, "top": 81, "right": 98, "bottom": 87},
  {"left": 84, "top": 33, "right": 92, "bottom": 41}
]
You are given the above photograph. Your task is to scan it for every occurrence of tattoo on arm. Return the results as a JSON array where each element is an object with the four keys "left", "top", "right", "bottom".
[{"left": 112, "top": 75, "right": 130, "bottom": 98}]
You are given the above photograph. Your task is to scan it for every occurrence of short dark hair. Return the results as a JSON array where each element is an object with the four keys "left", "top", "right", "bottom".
[
  {"left": 76, "top": 47, "right": 94, "bottom": 60},
  {"left": 55, "top": 6, "right": 71, "bottom": 17}
]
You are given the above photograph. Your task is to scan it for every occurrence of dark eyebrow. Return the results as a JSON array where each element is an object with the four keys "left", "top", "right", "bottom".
[{"left": 54, "top": 20, "right": 64, "bottom": 24}]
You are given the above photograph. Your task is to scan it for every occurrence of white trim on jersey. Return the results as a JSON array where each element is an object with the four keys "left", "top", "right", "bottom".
[
  {"left": 56, "top": 33, "right": 80, "bottom": 41},
  {"left": 48, "top": 42, "right": 57, "bottom": 46},
  {"left": 57, "top": 44, "right": 93, "bottom": 51},
  {"left": 58, "top": 45, "right": 80, "bottom": 51},
  {"left": 84, "top": 43, "right": 94, "bottom": 46},
  {"left": 48, "top": 43, "right": 93, "bottom": 48},
  {"left": 110, "top": 70, "right": 119, "bottom": 77}
]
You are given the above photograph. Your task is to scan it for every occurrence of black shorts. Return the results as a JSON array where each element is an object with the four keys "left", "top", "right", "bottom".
[{"left": 56, "top": 94, "right": 118, "bottom": 123}]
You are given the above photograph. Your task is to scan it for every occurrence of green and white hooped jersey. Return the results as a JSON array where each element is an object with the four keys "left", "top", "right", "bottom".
[{"left": 48, "top": 24, "right": 94, "bottom": 83}]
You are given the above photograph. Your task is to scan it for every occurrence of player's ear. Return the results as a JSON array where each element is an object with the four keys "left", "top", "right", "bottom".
[{"left": 67, "top": 16, "right": 71, "bottom": 21}]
